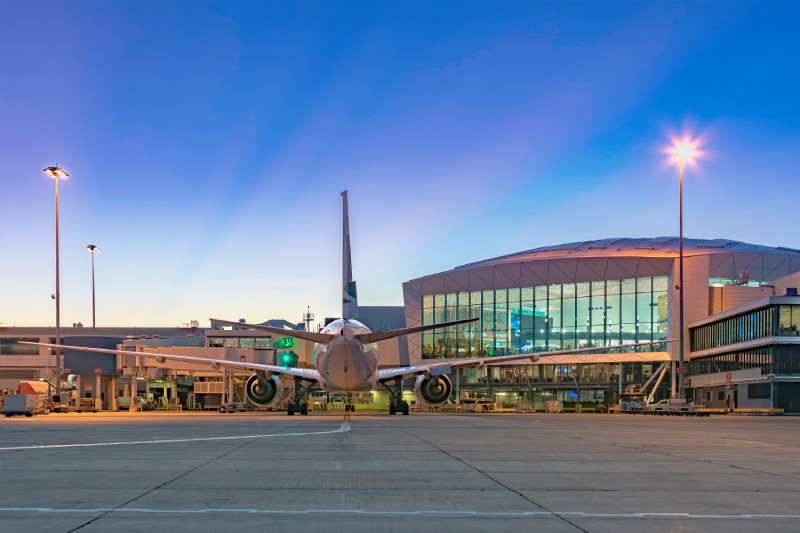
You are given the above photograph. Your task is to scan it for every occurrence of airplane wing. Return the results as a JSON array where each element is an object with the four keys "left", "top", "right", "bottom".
[
  {"left": 376, "top": 339, "right": 674, "bottom": 381},
  {"left": 20, "top": 342, "right": 320, "bottom": 381},
  {"left": 210, "top": 318, "right": 335, "bottom": 344},
  {"left": 355, "top": 317, "right": 479, "bottom": 344}
]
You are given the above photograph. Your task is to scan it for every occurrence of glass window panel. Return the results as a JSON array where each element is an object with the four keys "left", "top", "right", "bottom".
[
  {"left": 607, "top": 290, "right": 621, "bottom": 325},
  {"left": 576, "top": 282, "right": 590, "bottom": 298},
  {"left": 653, "top": 276, "right": 667, "bottom": 292},
  {"left": 521, "top": 287, "right": 534, "bottom": 302},
  {"left": 548, "top": 285, "right": 562, "bottom": 331},
  {"left": 534, "top": 285, "right": 548, "bottom": 304},
  {"left": 637, "top": 291, "right": 653, "bottom": 325},
  {"left": 637, "top": 277, "right": 652, "bottom": 293},
  {"left": 606, "top": 280, "right": 620, "bottom": 296},
  {"left": 561, "top": 283, "right": 576, "bottom": 300},
  {"left": 562, "top": 296, "right": 576, "bottom": 328},
  {"left": 622, "top": 278, "right": 636, "bottom": 294},
  {"left": 422, "top": 305, "right": 433, "bottom": 326}
]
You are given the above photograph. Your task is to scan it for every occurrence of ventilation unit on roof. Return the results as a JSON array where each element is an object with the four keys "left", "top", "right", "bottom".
[{"left": 787, "top": 288, "right": 799, "bottom": 297}]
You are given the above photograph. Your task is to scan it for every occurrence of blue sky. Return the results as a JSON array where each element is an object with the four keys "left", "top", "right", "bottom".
[{"left": 1, "top": 1, "right": 798, "bottom": 328}]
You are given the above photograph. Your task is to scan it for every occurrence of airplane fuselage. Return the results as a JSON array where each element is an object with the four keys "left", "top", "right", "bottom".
[{"left": 312, "top": 318, "right": 378, "bottom": 392}]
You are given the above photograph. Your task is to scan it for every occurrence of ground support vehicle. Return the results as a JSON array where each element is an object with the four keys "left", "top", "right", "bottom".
[
  {"left": 642, "top": 399, "right": 709, "bottom": 416},
  {"left": 3, "top": 394, "right": 47, "bottom": 417},
  {"left": 76, "top": 397, "right": 99, "bottom": 413},
  {"left": 218, "top": 402, "right": 253, "bottom": 413}
]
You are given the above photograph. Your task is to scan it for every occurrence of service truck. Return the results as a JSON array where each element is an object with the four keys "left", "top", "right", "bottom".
[
  {"left": 3, "top": 394, "right": 46, "bottom": 417},
  {"left": 643, "top": 398, "right": 708, "bottom": 416}
]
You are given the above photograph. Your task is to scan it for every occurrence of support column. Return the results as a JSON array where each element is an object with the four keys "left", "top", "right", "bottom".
[
  {"left": 75, "top": 375, "right": 82, "bottom": 407},
  {"left": 129, "top": 377, "right": 137, "bottom": 412},
  {"left": 95, "top": 374, "right": 102, "bottom": 410},
  {"left": 618, "top": 364, "right": 623, "bottom": 396},
  {"left": 671, "top": 360, "right": 677, "bottom": 397},
  {"left": 110, "top": 377, "right": 119, "bottom": 411}
]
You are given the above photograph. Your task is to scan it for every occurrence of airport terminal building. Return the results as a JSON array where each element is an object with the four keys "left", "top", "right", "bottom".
[
  {"left": 402, "top": 237, "right": 800, "bottom": 411},
  {"left": 3, "top": 237, "right": 800, "bottom": 413}
]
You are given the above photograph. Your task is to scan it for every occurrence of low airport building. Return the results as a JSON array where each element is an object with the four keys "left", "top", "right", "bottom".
[
  {"left": 402, "top": 237, "right": 800, "bottom": 412},
  {"left": 0, "top": 308, "right": 408, "bottom": 411}
]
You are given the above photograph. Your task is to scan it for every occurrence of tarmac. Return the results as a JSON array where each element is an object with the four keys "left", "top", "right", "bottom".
[{"left": 1, "top": 411, "right": 799, "bottom": 532}]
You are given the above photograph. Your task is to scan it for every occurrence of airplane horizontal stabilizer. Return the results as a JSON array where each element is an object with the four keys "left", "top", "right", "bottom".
[
  {"left": 210, "top": 318, "right": 335, "bottom": 344},
  {"left": 355, "top": 317, "right": 479, "bottom": 344}
]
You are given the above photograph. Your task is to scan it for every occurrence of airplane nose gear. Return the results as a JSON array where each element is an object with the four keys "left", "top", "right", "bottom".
[
  {"left": 287, "top": 376, "right": 314, "bottom": 416},
  {"left": 381, "top": 379, "right": 409, "bottom": 415}
]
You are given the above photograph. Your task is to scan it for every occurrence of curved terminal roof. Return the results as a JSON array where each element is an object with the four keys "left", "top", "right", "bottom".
[{"left": 455, "top": 237, "right": 800, "bottom": 271}]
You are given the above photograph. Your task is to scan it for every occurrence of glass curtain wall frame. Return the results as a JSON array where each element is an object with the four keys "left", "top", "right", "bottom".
[{"left": 420, "top": 275, "right": 669, "bottom": 358}]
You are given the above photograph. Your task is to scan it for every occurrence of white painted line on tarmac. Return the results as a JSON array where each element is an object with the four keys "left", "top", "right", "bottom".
[
  {"left": 0, "top": 419, "right": 350, "bottom": 451},
  {"left": 0, "top": 507, "right": 798, "bottom": 520}
]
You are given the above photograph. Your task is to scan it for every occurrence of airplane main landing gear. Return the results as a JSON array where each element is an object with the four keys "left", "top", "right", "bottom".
[
  {"left": 287, "top": 402, "right": 308, "bottom": 416},
  {"left": 287, "top": 377, "right": 314, "bottom": 416},
  {"left": 382, "top": 379, "right": 410, "bottom": 415}
]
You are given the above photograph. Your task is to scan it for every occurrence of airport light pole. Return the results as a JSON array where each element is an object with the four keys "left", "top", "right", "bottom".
[
  {"left": 672, "top": 141, "right": 695, "bottom": 398},
  {"left": 86, "top": 244, "right": 101, "bottom": 327},
  {"left": 43, "top": 166, "right": 69, "bottom": 399}
]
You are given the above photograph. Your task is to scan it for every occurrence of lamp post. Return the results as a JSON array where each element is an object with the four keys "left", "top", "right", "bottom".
[
  {"left": 86, "top": 245, "right": 101, "bottom": 327},
  {"left": 43, "top": 166, "right": 69, "bottom": 400},
  {"left": 672, "top": 142, "right": 695, "bottom": 398}
]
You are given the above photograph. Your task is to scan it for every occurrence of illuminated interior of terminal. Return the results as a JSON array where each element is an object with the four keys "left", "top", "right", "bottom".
[{"left": 421, "top": 276, "right": 669, "bottom": 358}]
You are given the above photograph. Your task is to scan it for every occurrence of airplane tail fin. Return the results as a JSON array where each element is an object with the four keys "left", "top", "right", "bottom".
[{"left": 342, "top": 191, "right": 358, "bottom": 320}]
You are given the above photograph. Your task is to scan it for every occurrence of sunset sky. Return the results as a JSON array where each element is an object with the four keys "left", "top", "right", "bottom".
[{"left": 1, "top": 1, "right": 798, "bottom": 328}]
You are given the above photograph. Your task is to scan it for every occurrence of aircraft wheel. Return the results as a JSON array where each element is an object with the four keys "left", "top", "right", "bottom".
[
  {"left": 402, "top": 404, "right": 410, "bottom": 415},
  {"left": 287, "top": 404, "right": 295, "bottom": 416},
  {"left": 389, "top": 403, "right": 396, "bottom": 415},
  {"left": 219, "top": 406, "right": 227, "bottom": 413},
  {"left": 300, "top": 403, "right": 308, "bottom": 415}
]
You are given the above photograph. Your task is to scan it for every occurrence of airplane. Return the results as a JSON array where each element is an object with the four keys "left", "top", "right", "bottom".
[{"left": 24, "top": 191, "right": 672, "bottom": 416}]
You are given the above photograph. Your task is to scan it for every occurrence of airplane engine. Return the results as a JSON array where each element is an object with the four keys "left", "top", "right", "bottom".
[
  {"left": 245, "top": 374, "right": 283, "bottom": 408},
  {"left": 415, "top": 374, "right": 453, "bottom": 406}
]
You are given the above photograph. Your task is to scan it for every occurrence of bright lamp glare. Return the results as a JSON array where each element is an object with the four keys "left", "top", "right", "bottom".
[{"left": 670, "top": 138, "right": 698, "bottom": 165}]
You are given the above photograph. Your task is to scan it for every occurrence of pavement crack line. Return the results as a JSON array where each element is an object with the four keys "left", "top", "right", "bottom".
[
  {"left": 67, "top": 435, "right": 265, "bottom": 533},
  {"left": 67, "top": 418, "right": 350, "bottom": 532},
  {"left": 574, "top": 432, "right": 800, "bottom": 483},
  {"left": 404, "top": 431, "right": 589, "bottom": 533}
]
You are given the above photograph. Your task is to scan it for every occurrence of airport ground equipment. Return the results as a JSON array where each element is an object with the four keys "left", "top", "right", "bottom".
[
  {"left": 642, "top": 398, "right": 709, "bottom": 416},
  {"left": 219, "top": 402, "right": 252, "bottom": 413},
  {"left": 3, "top": 394, "right": 46, "bottom": 417},
  {"left": 76, "top": 398, "right": 99, "bottom": 413}
]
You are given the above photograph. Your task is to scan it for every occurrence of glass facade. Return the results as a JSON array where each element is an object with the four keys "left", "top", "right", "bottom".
[
  {"left": 691, "top": 307, "right": 774, "bottom": 351},
  {"left": 207, "top": 337, "right": 271, "bottom": 349},
  {"left": 0, "top": 338, "right": 40, "bottom": 356},
  {"left": 690, "top": 305, "right": 800, "bottom": 352},
  {"left": 778, "top": 305, "right": 800, "bottom": 336},
  {"left": 421, "top": 276, "right": 669, "bottom": 358},
  {"left": 687, "top": 347, "right": 773, "bottom": 376}
]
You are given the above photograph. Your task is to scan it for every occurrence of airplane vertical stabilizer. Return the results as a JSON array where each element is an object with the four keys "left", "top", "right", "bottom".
[{"left": 342, "top": 191, "right": 359, "bottom": 320}]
